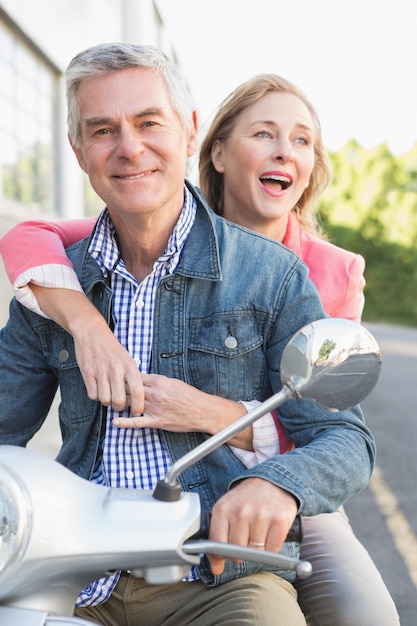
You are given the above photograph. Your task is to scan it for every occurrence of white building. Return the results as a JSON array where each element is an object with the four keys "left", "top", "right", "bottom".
[{"left": 0, "top": 0, "right": 189, "bottom": 325}]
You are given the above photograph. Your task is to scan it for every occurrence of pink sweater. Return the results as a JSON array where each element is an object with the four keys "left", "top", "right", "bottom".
[{"left": 282, "top": 213, "right": 365, "bottom": 322}]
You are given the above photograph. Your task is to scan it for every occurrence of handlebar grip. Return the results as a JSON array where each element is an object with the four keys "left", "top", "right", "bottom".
[
  {"left": 286, "top": 514, "right": 303, "bottom": 543},
  {"left": 195, "top": 513, "right": 303, "bottom": 543}
]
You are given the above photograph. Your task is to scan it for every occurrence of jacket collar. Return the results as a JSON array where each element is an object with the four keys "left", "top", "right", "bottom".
[
  {"left": 175, "top": 180, "right": 222, "bottom": 281},
  {"left": 69, "top": 179, "right": 223, "bottom": 295}
]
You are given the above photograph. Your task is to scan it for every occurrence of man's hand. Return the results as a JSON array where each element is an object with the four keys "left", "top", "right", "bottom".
[{"left": 206, "top": 478, "right": 298, "bottom": 575}]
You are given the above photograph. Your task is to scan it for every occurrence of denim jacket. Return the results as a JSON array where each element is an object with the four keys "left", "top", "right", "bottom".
[{"left": 0, "top": 181, "right": 375, "bottom": 585}]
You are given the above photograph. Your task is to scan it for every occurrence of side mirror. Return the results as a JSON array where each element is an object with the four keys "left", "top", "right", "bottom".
[{"left": 281, "top": 317, "right": 381, "bottom": 411}]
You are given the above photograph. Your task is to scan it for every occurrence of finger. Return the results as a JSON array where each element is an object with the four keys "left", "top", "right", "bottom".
[
  {"left": 108, "top": 378, "right": 129, "bottom": 412},
  {"left": 206, "top": 510, "right": 229, "bottom": 575},
  {"left": 219, "top": 501, "right": 271, "bottom": 556},
  {"left": 125, "top": 372, "right": 145, "bottom": 415},
  {"left": 93, "top": 378, "right": 113, "bottom": 407},
  {"left": 112, "top": 416, "right": 144, "bottom": 428},
  {"left": 247, "top": 539, "right": 266, "bottom": 550},
  {"left": 245, "top": 515, "right": 287, "bottom": 554},
  {"left": 263, "top": 517, "right": 294, "bottom": 554},
  {"left": 83, "top": 376, "right": 101, "bottom": 403},
  {"left": 82, "top": 362, "right": 124, "bottom": 409},
  {"left": 245, "top": 515, "right": 272, "bottom": 552},
  {"left": 206, "top": 550, "right": 227, "bottom": 575}
]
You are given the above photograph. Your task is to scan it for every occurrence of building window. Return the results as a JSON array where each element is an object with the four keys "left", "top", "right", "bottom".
[{"left": 0, "top": 19, "right": 58, "bottom": 214}]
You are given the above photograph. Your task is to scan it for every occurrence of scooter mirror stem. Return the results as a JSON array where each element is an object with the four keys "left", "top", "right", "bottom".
[{"left": 152, "top": 387, "right": 293, "bottom": 502}]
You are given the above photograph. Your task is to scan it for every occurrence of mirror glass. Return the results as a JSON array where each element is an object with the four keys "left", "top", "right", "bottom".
[{"left": 280, "top": 318, "right": 382, "bottom": 411}]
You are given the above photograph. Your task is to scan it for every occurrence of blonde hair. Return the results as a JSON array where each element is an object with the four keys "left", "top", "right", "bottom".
[{"left": 199, "top": 74, "right": 331, "bottom": 235}]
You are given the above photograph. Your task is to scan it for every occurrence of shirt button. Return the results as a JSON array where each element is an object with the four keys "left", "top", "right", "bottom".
[
  {"left": 126, "top": 470, "right": 134, "bottom": 480},
  {"left": 136, "top": 300, "right": 144, "bottom": 309},
  {"left": 58, "top": 349, "right": 69, "bottom": 362},
  {"left": 224, "top": 335, "right": 238, "bottom": 350}
]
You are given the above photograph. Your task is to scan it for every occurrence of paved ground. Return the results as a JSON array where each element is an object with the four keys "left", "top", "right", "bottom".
[{"left": 345, "top": 322, "right": 417, "bottom": 626}]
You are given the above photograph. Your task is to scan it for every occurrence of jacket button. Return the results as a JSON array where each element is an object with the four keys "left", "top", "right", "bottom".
[
  {"left": 224, "top": 335, "right": 238, "bottom": 350},
  {"left": 58, "top": 349, "right": 69, "bottom": 362}
]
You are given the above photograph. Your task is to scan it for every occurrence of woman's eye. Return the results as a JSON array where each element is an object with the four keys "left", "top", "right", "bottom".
[
  {"left": 255, "top": 130, "right": 271, "bottom": 138},
  {"left": 295, "top": 136, "right": 311, "bottom": 146}
]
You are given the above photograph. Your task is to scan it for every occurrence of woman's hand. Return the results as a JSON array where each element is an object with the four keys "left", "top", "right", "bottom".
[
  {"left": 32, "top": 286, "right": 145, "bottom": 415},
  {"left": 112, "top": 372, "right": 254, "bottom": 450}
]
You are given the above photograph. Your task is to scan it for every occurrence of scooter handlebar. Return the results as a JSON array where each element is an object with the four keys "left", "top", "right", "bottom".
[{"left": 182, "top": 539, "right": 312, "bottom": 579}]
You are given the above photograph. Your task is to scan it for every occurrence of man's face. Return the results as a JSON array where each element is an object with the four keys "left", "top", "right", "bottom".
[{"left": 71, "top": 67, "right": 197, "bottom": 223}]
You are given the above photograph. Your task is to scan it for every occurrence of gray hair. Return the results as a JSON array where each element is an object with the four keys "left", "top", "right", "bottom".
[{"left": 66, "top": 42, "right": 194, "bottom": 146}]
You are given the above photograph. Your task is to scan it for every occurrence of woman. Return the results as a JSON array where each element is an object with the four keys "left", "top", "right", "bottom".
[{"left": 0, "top": 74, "right": 399, "bottom": 625}]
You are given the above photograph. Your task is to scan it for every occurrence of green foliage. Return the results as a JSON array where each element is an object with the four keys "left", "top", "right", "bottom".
[
  {"left": 317, "top": 139, "right": 417, "bottom": 327},
  {"left": 2, "top": 140, "right": 55, "bottom": 212},
  {"left": 317, "top": 339, "right": 336, "bottom": 364}
]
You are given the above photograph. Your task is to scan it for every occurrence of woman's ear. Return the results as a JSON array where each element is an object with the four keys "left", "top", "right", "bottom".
[{"left": 211, "top": 139, "right": 225, "bottom": 173}]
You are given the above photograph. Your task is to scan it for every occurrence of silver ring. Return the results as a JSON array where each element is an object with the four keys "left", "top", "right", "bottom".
[{"left": 248, "top": 541, "right": 265, "bottom": 548}]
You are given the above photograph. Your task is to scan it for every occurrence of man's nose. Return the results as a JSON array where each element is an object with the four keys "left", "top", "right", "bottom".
[{"left": 116, "top": 127, "right": 144, "bottom": 159}]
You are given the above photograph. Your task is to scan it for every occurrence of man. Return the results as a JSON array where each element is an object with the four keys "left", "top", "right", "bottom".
[{"left": 0, "top": 43, "right": 375, "bottom": 625}]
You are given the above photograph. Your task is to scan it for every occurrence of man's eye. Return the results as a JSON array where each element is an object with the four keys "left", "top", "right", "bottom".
[{"left": 90, "top": 128, "right": 110, "bottom": 137}]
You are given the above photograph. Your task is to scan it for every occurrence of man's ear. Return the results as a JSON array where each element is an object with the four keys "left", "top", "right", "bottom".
[
  {"left": 211, "top": 139, "right": 225, "bottom": 173},
  {"left": 186, "top": 110, "right": 199, "bottom": 158},
  {"left": 68, "top": 132, "right": 88, "bottom": 173}
]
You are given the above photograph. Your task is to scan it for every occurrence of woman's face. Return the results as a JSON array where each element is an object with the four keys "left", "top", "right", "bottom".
[{"left": 211, "top": 91, "right": 315, "bottom": 240}]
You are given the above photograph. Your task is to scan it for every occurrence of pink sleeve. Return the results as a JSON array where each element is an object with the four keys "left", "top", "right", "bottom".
[
  {"left": 228, "top": 401, "right": 293, "bottom": 469},
  {"left": 0, "top": 218, "right": 96, "bottom": 284}
]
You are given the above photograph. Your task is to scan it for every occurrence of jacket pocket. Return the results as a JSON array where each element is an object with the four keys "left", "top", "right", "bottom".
[
  {"left": 188, "top": 311, "right": 265, "bottom": 399},
  {"left": 39, "top": 326, "right": 95, "bottom": 423}
]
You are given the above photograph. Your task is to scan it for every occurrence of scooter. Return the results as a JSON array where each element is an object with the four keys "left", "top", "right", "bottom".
[{"left": 0, "top": 318, "right": 381, "bottom": 625}]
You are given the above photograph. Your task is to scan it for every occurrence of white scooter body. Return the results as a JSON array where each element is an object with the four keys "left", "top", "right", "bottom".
[{"left": 0, "top": 446, "right": 200, "bottom": 615}]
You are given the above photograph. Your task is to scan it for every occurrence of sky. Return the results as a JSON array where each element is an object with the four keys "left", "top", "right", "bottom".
[{"left": 158, "top": 0, "right": 417, "bottom": 159}]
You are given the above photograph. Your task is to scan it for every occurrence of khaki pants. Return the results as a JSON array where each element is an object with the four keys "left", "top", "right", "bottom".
[{"left": 75, "top": 570, "right": 306, "bottom": 625}]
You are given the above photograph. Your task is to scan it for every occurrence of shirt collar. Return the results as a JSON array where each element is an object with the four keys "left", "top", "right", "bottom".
[{"left": 89, "top": 185, "right": 196, "bottom": 277}]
